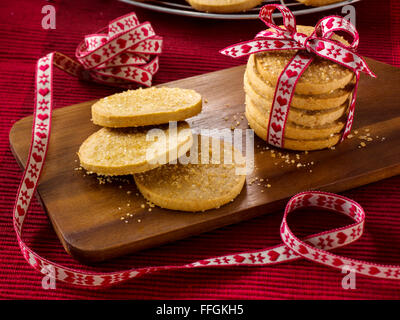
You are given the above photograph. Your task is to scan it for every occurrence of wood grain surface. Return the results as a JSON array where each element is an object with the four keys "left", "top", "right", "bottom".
[{"left": 9, "top": 58, "right": 400, "bottom": 263}]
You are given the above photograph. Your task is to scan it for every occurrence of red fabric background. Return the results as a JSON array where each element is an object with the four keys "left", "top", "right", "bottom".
[{"left": 1, "top": 0, "right": 400, "bottom": 299}]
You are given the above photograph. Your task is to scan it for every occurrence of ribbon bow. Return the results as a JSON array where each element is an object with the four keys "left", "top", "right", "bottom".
[
  {"left": 220, "top": 4, "right": 375, "bottom": 148},
  {"left": 53, "top": 12, "right": 162, "bottom": 88}
]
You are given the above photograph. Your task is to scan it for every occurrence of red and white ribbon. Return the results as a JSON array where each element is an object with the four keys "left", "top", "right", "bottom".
[
  {"left": 13, "top": 11, "right": 400, "bottom": 288},
  {"left": 52, "top": 12, "right": 162, "bottom": 88},
  {"left": 220, "top": 4, "right": 376, "bottom": 148}
]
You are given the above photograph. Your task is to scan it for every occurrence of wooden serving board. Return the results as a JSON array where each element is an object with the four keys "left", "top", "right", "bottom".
[{"left": 9, "top": 58, "right": 400, "bottom": 263}]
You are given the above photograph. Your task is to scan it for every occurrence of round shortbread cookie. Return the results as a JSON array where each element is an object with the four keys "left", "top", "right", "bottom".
[
  {"left": 296, "top": 0, "right": 344, "bottom": 7},
  {"left": 245, "top": 107, "right": 340, "bottom": 151},
  {"left": 186, "top": 0, "right": 263, "bottom": 13},
  {"left": 246, "top": 54, "right": 354, "bottom": 111},
  {"left": 254, "top": 26, "right": 354, "bottom": 95},
  {"left": 92, "top": 87, "right": 202, "bottom": 128},
  {"left": 134, "top": 135, "right": 246, "bottom": 212},
  {"left": 245, "top": 97, "right": 345, "bottom": 140},
  {"left": 78, "top": 122, "right": 193, "bottom": 176},
  {"left": 244, "top": 74, "right": 348, "bottom": 127}
]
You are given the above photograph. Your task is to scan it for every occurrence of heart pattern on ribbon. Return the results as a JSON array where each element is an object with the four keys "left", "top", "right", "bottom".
[
  {"left": 220, "top": 4, "right": 375, "bottom": 148},
  {"left": 55, "top": 12, "right": 162, "bottom": 88}
]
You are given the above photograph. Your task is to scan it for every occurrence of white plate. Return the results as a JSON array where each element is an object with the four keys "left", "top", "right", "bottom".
[{"left": 119, "top": 0, "right": 360, "bottom": 20}]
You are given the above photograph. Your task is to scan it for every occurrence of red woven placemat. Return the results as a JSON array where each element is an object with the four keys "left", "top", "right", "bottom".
[{"left": 0, "top": 0, "right": 399, "bottom": 299}]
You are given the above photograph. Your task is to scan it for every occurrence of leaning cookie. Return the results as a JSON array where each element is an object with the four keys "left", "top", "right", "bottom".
[
  {"left": 78, "top": 122, "right": 193, "bottom": 176},
  {"left": 134, "top": 135, "right": 246, "bottom": 212},
  {"left": 92, "top": 87, "right": 202, "bottom": 128},
  {"left": 186, "top": 0, "right": 263, "bottom": 13},
  {"left": 296, "top": 0, "right": 344, "bottom": 7}
]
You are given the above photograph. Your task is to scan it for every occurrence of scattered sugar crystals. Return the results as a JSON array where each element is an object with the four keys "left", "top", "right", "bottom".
[
  {"left": 265, "top": 147, "right": 315, "bottom": 170},
  {"left": 246, "top": 126, "right": 387, "bottom": 195},
  {"left": 245, "top": 145, "right": 318, "bottom": 192},
  {"left": 120, "top": 212, "right": 134, "bottom": 223},
  {"left": 71, "top": 169, "right": 156, "bottom": 224},
  {"left": 119, "top": 199, "right": 156, "bottom": 223},
  {"left": 347, "top": 127, "right": 386, "bottom": 149},
  {"left": 247, "top": 175, "right": 273, "bottom": 191},
  {"left": 230, "top": 111, "right": 246, "bottom": 130}
]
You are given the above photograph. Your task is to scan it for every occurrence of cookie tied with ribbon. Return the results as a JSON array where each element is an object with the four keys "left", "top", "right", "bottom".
[
  {"left": 54, "top": 12, "right": 162, "bottom": 88},
  {"left": 220, "top": 4, "right": 375, "bottom": 150}
]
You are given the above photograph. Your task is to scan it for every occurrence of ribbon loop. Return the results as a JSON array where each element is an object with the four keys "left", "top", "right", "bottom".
[
  {"left": 73, "top": 14, "right": 162, "bottom": 87},
  {"left": 259, "top": 4, "right": 297, "bottom": 35},
  {"left": 84, "top": 34, "right": 108, "bottom": 52},
  {"left": 107, "top": 12, "right": 139, "bottom": 38},
  {"left": 220, "top": 4, "right": 375, "bottom": 149},
  {"left": 315, "top": 16, "right": 359, "bottom": 50}
]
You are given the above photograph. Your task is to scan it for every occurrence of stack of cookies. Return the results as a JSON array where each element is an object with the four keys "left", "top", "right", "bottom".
[
  {"left": 244, "top": 26, "right": 355, "bottom": 151},
  {"left": 78, "top": 87, "right": 246, "bottom": 212}
]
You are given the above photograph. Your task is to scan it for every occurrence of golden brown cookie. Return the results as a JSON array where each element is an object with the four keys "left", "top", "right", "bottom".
[
  {"left": 245, "top": 97, "right": 345, "bottom": 140},
  {"left": 296, "top": 0, "right": 344, "bottom": 7},
  {"left": 92, "top": 87, "right": 202, "bottom": 128},
  {"left": 186, "top": 0, "right": 263, "bottom": 13},
  {"left": 134, "top": 135, "right": 246, "bottom": 212},
  {"left": 254, "top": 26, "right": 354, "bottom": 95},
  {"left": 245, "top": 107, "right": 340, "bottom": 151},
  {"left": 244, "top": 74, "right": 348, "bottom": 127},
  {"left": 78, "top": 122, "right": 193, "bottom": 176},
  {"left": 246, "top": 54, "right": 354, "bottom": 111}
]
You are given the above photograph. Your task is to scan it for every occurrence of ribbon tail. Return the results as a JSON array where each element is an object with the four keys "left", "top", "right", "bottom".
[
  {"left": 340, "top": 72, "right": 360, "bottom": 142},
  {"left": 53, "top": 52, "right": 85, "bottom": 79}
]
